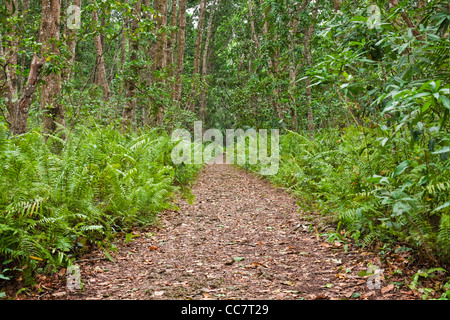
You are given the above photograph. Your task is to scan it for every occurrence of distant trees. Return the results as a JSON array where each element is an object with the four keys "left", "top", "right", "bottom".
[{"left": 1, "top": 0, "right": 448, "bottom": 136}]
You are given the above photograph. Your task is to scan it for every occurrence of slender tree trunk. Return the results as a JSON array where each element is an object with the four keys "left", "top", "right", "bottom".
[
  {"left": 122, "top": 0, "right": 141, "bottom": 129},
  {"left": 3, "top": 0, "right": 18, "bottom": 105},
  {"left": 199, "top": 0, "right": 218, "bottom": 122},
  {"left": 0, "top": 0, "right": 18, "bottom": 127},
  {"left": 304, "top": 0, "right": 318, "bottom": 138},
  {"left": 155, "top": 0, "right": 168, "bottom": 72},
  {"left": 18, "top": 0, "right": 31, "bottom": 92},
  {"left": 153, "top": 0, "right": 169, "bottom": 124},
  {"left": 10, "top": 56, "right": 45, "bottom": 135},
  {"left": 288, "top": 0, "right": 309, "bottom": 131},
  {"left": 248, "top": 0, "right": 260, "bottom": 51},
  {"left": 0, "top": 0, "right": 46, "bottom": 135},
  {"left": 64, "top": 0, "right": 81, "bottom": 83},
  {"left": 174, "top": 0, "right": 187, "bottom": 102},
  {"left": 192, "top": 0, "right": 207, "bottom": 76},
  {"left": 333, "top": 0, "right": 341, "bottom": 11},
  {"left": 166, "top": 0, "right": 178, "bottom": 73},
  {"left": 40, "top": 0, "right": 65, "bottom": 138},
  {"left": 260, "top": 0, "right": 272, "bottom": 71},
  {"left": 188, "top": 0, "right": 207, "bottom": 111},
  {"left": 1, "top": 0, "right": 18, "bottom": 130},
  {"left": 141, "top": 0, "right": 153, "bottom": 126},
  {"left": 92, "top": 7, "right": 111, "bottom": 100},
  {"left": 389, "top": 0, "right": 422, "bottom": 39}
]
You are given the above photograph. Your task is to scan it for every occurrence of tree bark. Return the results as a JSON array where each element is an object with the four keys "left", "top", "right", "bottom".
[
  {"left": 40, "top": 0, "right": 65, "bottom": 138},
  {"left": 199, "top": 0, "right": 218, "bottom": 122},
  {"left": 304, "top": 0, "right": 318, "bottom": 138},
  {"left": 1, "top": 0, "right": 19, "bottom": 129},
  {"left": 122, "top": 0, "right": 141, "bottom": 129},
  {"left": 0, "top": 1, "right": 49, "bottom": 135},
  {"left": 248, "top": 0, "right": 260, "bottom": 51},
  {"left": 174, "top": 0, "right": 187, "bottom": 102},
  {"left": 166, "top": 0, "right": 178, "bottom": 73},
  {"left": 188, "top": 0, "right": 207, "bottom": 111},
  {"left": 288, "top": 0, "right": 308, "bottom": 131},
  {"left": 11, "top": 56, "right": 45, "bottom": 135},
  {"left": 92, "top": 6, "right": 111, "bottom": 101},
  {"left": 192, "top": 0, "right": 207, "bottom": 77},
  {"left": 389, "top": 0, "right": 423, "bottom": 40},
  {"left": 153, "top": 0, "right": 169, "bottom": 124},
  {"left": 64, "top": 0, "right": 80, "bottom": 82}
]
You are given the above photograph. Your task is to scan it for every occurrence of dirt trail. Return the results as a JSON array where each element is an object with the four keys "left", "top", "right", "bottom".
[{"left": 56, "top": 161, "right": 414, "bottom": 300}]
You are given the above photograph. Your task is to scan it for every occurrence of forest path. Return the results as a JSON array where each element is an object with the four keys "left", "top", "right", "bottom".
[{"left": 61, "top": 159, "right": 412, "bottom": 300}]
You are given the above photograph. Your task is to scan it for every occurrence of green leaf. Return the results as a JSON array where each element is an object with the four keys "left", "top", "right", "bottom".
[
  {"left": 398, "top": 43, "right": 408, "bottom": 54},
  {"left": 392, "top": 160, "right": 410, "bottom": 178},
  {"left": 422, "top": 100, "right": 432, "bottom": 113},
  {"left": 351, "top": 16, "right": 367, "bottom": 22},
  {"left": 440, "top": 95, "right": 450, "bottom": 110},
  {"left": 432, "top": 201, "right": 450, "bottom": 213},
  {"left": 432, "top": 147, "right": 450, "bottom": 154},
  {"left": 233, "top": 257, "right": 245, "bottom": 262},
  {"left": 410, "top": 92, "right": 431, "bottom": 100},
  {"left": 428, "top": 80, "right": 441, "bottom": 92}
]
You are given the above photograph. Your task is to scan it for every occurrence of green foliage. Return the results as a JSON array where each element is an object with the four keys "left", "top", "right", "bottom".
[
  {"left": 242, "top": 124, "right": 450, "bottom": 264},
  {"left": 0, "top": 124, "right": 201, "bottom": 282}
]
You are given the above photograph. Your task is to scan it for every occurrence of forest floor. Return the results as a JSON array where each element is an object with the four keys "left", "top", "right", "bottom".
[{"left": 20, "top": 156, "right": 429, "bottom": 300}]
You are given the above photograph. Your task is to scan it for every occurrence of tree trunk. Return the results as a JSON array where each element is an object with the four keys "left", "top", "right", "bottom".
[
  {"left": 333, "top": 0, "right": 341, "bottom": 11},
  {"left": 304, "top": 0, "right": 318, "bottom": 138},
  {"left": 288, "top": 0, "right": 309, "bottom": 131},
  {"left": 11, "top": 56, "right": 45, "bottom": 135},
  {"left": 122, "top": 0, "right": 141, "bottom": 130},
  {"left": 1, "top": 0, "right": 18, "bottom": 128},
  {"left": 155, "top": 0, "right": 168, "bottom": 72},
  {"left": 0, "top": 0, "right": 48, "bottom": 135},
  {"left": 248, "top": 0, "right": 260, "bottom": 51},
  {"left": 92, "top": 7, "right": 111, "bottom": 100},
  {"left": 18, "top": 0, "right": 31, "bottom": 92},
  {"left": 3, "top": 0, "right": 18, "bottom": 106},
  {"left": 153, "top": 0, "right": 169, "bottom": 124},
  {"left": 389, "top": 0, "right": 422, "bottom": 40},
  {"left": 199, "top": 0, "right": 218, "bottom": 122},
  {"left": 64, "top": 0, "right": 80, "bottom": 82},
  {"left": 166, "top": 0, "right": 178, "bottom": 73},
  {"left": 188, "top": 0, "right": 207, "bottom": 111},
  {"left": 40, "top": 0, "right": 65, "bottom": 138},
  {"left": 174, "top": 0, "right": 187, "bottom": 102}
]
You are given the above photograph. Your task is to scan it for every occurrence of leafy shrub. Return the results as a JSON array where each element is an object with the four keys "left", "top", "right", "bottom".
[
  {"left": 241, "top": 125, "right": 450, "bottom": 265},
  {"left": 0, "top": 124, "right": 201, "bottom": 282}
]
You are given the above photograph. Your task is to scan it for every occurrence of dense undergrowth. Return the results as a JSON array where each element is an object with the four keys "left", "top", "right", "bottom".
[
  {"left": 240, "top": 126, "right": 450, "bottom": 268},
  {"left": 0, "top": 124, "right": 201, "bottom": 286}
]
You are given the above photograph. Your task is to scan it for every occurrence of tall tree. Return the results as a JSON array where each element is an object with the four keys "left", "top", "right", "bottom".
[
  {"left": 303, "top": 0, "right": 318, "bottom": 138},
  {"left": 166, "top": 0, "right": 178, "bottom": 72},
  {"left": 153, "top": 0, "right": 169, "bottom": 124},
  {"left": 122, "top": 0, "right": 141, "bottom": 129},
  {"left": 288, "top": 0, "right": 308, "bottom": 131},
  {"left": 199, "top": 0, "right": 218, "bottom": 122},
  {"left": 92, "top": 4, "right": 111, "bottom": 100},
  {"left": 188, "top": 0, "right": 207, "bottom": 111},
  {"left": 173, "top": 0, "right": 187, "bottom": 102},
  {"left": 40, "top": 0, "right": 65, "bottom": 138},
  {"left": 64, "top": 0, "right": 81, "bottom": 83},
  {"left": 0, "top": 0, "right": 18, "bottom": 131}
]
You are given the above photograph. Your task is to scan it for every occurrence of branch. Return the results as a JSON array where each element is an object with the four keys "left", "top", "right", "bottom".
[{"left": 389, "top": 0, "right": 424, "bottom": 40}]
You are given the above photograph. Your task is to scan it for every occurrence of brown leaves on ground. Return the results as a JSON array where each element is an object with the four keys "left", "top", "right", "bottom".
[{"left": 22, "top": 158, "right": 423, "bottom": 300}]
